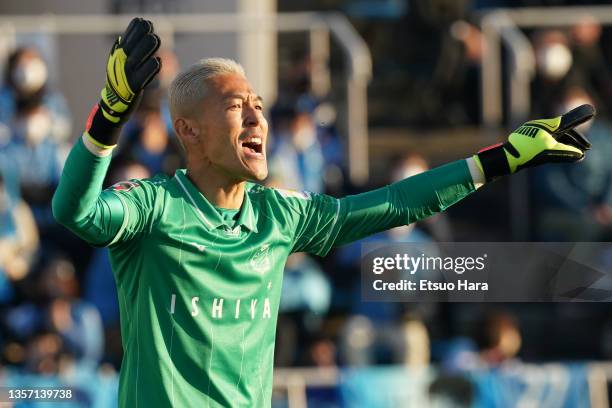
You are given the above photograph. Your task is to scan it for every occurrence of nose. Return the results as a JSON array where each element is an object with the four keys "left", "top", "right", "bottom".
[{"left": 243, "top": 103, "right": 261, "bottom": 128}]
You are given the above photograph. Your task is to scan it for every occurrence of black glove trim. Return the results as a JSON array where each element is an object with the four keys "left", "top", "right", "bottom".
[
  {"left": 557, "top": 104, "right": 596, "bottom": 133},
  {"left": 87, "top": 103, "right": 122, "bottom": 146},
  {"left": 515, "top": 149, "right": 584, "bottom": 172},
  {"left": 477, "top": 144, "right": 511, "bottom": 182}
]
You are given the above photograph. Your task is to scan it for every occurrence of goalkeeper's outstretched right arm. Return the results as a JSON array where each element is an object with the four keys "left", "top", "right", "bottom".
[{"left": 52, "top": 18, "right": 161, "bottom": 246}]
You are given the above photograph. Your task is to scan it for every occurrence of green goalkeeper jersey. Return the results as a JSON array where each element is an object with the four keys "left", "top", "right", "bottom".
[{"left": 53, "top": 136, "right": 475, "bottom": 407}]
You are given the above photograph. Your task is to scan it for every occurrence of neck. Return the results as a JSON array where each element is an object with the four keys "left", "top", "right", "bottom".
[{"left": 186, "top": 163, "right": 245, "bottom": 209}]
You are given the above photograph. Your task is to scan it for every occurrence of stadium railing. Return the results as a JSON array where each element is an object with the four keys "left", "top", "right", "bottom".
[
  {"left": 272, "top": 363, "right": 612, "bottom": 408},
  {"left": 4, "top": 363, "right": 609, "bottom": 407}
]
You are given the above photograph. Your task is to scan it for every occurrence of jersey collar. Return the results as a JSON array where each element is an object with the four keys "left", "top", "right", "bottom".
[{"left": 174, "top": 169, "right": 258, "bottom": 233}]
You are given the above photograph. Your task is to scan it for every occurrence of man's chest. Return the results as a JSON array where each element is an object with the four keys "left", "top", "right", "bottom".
[{"left": 138, "top": 218, "right": 292, "bottom": 313}]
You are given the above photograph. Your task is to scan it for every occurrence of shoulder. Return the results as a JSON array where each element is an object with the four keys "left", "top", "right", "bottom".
[
  {"left": 102, "top": 174, "right": 173, "bottom": 230},
  {"left": 246, "top": 182, "right": 319, "bottom": 217},
  {"left": 247, "top": 182, "right": 312, "bottom": 202}
]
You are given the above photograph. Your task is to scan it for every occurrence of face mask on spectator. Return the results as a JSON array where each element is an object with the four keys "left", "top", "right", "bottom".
[
  {"left": 11, "top": 58, "right": 48, "bottom": 94},
  {"left": 16, "top": 110, "right": 51, "bottom": 145},
  {"left": 536, "top": 43, "right": 572, "bottom": 80}
]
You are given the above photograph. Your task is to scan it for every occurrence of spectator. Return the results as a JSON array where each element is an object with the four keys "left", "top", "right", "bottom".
[
  {"left": 24, "top": 330, "right": 65, "bottom": 375},
  {"left": 117, "top": 81, "right": 184, "bottom": 176},
  {"left": 339, "top": 315, "right": 377, "bottom": 366},
  {"left": 307, "top": 336, "right": 338, "bottom": 368},
  {"left": 0, "top": 172, "right": 39, "bottom": 304},
  {"left": 279, "top": 253, "right": 331, "bottom": 317},
  {"left": 474, "top": 311, "right": 522, "bottom": 366},
  {"left": 568, "top": 15, "right": 612, "bottom": 117},
  {"left": 275, "top": 252, "right": 332, "bottom": 367},
  {"left": 268, "top": 100, "right": 325, "bottom": 193},
  {"left": 401, "top": 316, "right": 431, "bottom": 368},
  {"left": 311, "top": 101, "right": 345, "bottom": 195},
  {"left": 42, "top": 255, "right": 104, "bottom": 364},
  {"left": 339, "top": 313, "right": 431, "bottom": 367},
  {"left": 0, "top": 102, "right": 67, "bottom": 233},
  {"left": 0, "top": 47, "right": 71, "bottom": 143},
  {"left": 304, "top": 335, "right": 341, "bottom": 407},
  {"left": 532, "top": 86, "right": 612, "bottom": 241},
  {"left": 531, "top": 30, "right": 574, "bottom": 117}
]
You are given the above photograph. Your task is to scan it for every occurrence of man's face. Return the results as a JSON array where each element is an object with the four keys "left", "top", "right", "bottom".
[{"left": 191, "top": 73, "right": 268, "bottom": 182}]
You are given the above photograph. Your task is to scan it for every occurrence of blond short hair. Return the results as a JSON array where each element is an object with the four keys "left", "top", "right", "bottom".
[{"left": 168, "top": 57, "right": 246, "bottom": 121}]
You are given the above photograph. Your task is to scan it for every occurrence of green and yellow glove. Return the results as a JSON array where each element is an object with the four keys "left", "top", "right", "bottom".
[
  {"left": 474, "top": 104, "right": 595, "bottom": 182},
  {"left": 86, "top": 17, "right": 161, "bottom": 148}
]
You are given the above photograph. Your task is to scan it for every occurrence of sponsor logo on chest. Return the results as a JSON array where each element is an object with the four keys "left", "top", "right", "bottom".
[{"left": 169, "top": 294, "right": 274, "bottom": 320}]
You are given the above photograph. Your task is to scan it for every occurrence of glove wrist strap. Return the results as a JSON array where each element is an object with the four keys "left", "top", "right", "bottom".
[
  {"left": 477, "top": 143, "right": 511, "bottom": 182},
  {"left": 85, "top": 103, "right": 122, "bottom": 147}
]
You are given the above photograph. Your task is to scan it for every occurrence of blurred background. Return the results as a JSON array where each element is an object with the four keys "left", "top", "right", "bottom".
[{"left": 0, "top": 0, "right": 612, "bottom": 406}]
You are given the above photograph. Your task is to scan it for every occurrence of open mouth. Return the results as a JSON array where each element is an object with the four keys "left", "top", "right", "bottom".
[{"left": 241, "top": 136, "right": 263, "bottom": 155}]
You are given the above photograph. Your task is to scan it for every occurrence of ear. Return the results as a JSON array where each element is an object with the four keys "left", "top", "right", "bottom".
[{"left": 173, "top": 117, "right": 199, "bottom": 146}]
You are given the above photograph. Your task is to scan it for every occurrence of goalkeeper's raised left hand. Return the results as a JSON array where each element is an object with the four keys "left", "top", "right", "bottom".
[
  {"left": 474, "top": 104, "right": 595, "bottom": 182},
  {"left": 86, "top": 17, "right": 161, "bottom": 147}
]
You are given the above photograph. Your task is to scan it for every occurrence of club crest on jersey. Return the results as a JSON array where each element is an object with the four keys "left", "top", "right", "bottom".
[
  {"left": 249, "top": 244, "right": 271, "bottom": 273},
  {"left": 276, "top": 188, "right": 312, "bottom": 200}
]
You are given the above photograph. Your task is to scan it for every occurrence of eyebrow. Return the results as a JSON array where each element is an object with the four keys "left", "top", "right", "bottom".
[{"left": 223, "top": 94, "right": 263, "bottom": 103}]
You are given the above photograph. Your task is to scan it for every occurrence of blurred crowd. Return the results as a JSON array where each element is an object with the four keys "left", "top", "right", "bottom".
[{"left": 1, "top": 0, "right": 612, "bottom": 406}]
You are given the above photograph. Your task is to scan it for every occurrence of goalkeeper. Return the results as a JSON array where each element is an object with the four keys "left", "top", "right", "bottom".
[{"left": 52, "top": 18, "right": 594, "bottom": 407}]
